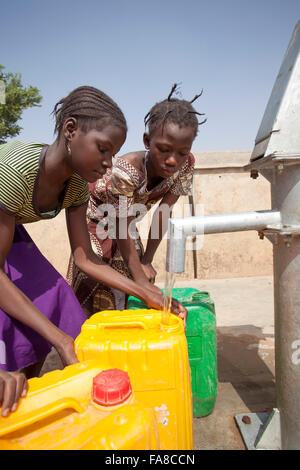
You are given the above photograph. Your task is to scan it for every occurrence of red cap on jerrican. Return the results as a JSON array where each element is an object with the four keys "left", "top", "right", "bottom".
[{"left": 92, "top": 369, "right": 132, "bottom": 406}]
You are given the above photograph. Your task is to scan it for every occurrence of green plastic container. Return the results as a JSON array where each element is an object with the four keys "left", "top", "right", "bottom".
[{"left": 127, "top": 288, "right": 217, "bottom": 418}]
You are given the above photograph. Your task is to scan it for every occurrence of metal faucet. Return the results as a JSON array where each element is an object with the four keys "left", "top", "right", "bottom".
[{"left": 166, "top": 210, "right": 281, "bottom": 274}]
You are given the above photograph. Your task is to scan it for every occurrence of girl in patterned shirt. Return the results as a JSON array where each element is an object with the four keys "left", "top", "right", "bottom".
[
  {"left": 68, "top": 84, "right": 206, "bottom": 317},
  {"left": 0, "top": 87, "right": 184, "bottom": 416}
]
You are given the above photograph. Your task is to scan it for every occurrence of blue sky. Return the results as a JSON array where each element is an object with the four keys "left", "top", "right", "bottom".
[{"left": 1, "top": 0, "right": 299, "bottom": 154}]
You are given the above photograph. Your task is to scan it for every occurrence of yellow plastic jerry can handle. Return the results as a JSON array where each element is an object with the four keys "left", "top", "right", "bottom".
[{"left": 0, "top": 397, "right": 86, "bottom": 437}]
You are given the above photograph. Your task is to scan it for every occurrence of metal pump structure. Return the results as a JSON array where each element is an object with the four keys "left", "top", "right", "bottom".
[{"left": 166, "top": 21, "right": 300, "bottom": 450}]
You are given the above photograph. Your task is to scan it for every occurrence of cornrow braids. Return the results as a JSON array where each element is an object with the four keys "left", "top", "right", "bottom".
[
  {"left": 52, "top": 86, "right": 127, "bottom": 136},
  {"left": 144, "top": 83, "right": 206, "bottom": 138}
]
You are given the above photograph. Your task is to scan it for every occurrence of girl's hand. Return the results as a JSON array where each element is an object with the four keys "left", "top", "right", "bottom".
[
  {"left": 141, "top": 262, "right": 157, "bottom": 284},
  {"left": 143, "top": 289, "right": 188, "bottom": 328},
  {"left": 144, "top": 282, "right": 162, "bottom": 296},
  {"left": 0, "top": 369, "right": 28, "bottom": 417},
  {"left": 135, "top": 276, "right": 162, "bottom": 295},
  {"left": 169, "top": 298, "right": 188, "bottom": 329},
  {"left": 55, "top": 334, "right": 79, "bottom": 367}
]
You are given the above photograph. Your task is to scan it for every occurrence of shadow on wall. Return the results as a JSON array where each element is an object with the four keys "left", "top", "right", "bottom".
[{"left": 217, "top": 325, "right": 275, "bottom": 413}]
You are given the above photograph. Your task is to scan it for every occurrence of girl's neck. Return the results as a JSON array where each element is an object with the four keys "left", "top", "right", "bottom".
[
  {"left": 145, "top": 151, "right": 163, "bottom": 190},
  {"left": 43, "top": 139, "right": 74, "bottom": 184}
]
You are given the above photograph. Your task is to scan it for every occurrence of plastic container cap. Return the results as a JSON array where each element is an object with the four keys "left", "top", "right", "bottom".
[{"left": 92, "top": 369, "right": 132, "bottom": 406}]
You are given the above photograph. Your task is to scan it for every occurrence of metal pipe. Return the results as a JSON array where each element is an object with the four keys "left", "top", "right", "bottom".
[{"left": 166, "top": 210, "right": 281, "bottom": 273}]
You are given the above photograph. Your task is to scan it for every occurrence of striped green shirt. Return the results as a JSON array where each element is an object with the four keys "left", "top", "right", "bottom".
[{"left": 0, "top": 141, "right": 90, "bottom": 224}]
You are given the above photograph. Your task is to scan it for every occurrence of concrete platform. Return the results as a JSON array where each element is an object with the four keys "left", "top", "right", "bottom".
[{"left": 41, "top": 275, "right": 275, "bottom": 451}]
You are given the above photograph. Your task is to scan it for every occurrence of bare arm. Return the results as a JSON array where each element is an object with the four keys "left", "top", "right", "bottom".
[
  {"left": 0, "top": 209, "right": 78, "bottom": 367},
  {"left": 115, "top": 215, "right": 158, "bottom": 286},
  {"left": 67, "top": 203, "right": 188, "bottom": 323},
  {"left": 114, "top": 193, "right": 179, "bottom": 285},
  {"left": 142, "top": 192, "right": 179, "bottom": 266},
  {"left": 66, "top": 204, "right": 163, "bottom": 306}
]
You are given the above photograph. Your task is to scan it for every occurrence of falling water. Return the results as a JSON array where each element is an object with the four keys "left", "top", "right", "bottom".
[{"left": 162, "top": 272, "right": 176, "bottom": 325}]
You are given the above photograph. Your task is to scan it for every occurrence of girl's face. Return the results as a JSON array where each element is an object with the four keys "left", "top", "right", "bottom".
[
  {"left": 66, "top": 123, "right": 126, "bottom": 182},
  {"left": 143, "top": 122, "right": 195, "bottom": 179}
]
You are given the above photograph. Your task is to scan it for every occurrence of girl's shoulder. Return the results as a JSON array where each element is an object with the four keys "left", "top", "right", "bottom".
[
  {"left": 0, "top": 141, "right": 46, "bottom": 169},
  {"left": 113, "top": 151, "right": 146, "bottom": 187},
  {"left": 187, "top": 152, "right": 195, "bottom": 167},
  {"left": 0, "top": 140, "right": 46, "bottom": 154},
  {"left": 177, "top": 152, "right": 195, "bottom": 176},
  {"left": 115, "top": 151, "right": 146, "bottom": 173}
]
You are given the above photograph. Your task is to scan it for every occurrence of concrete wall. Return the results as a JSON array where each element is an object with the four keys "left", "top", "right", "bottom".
[{"left": 26, "top": 150, "right": 273, "bottom": 282}]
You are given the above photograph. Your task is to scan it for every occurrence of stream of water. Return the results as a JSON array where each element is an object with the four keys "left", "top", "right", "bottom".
[{"left": 162, "top": 272, "right": 176, "bottom": 325}]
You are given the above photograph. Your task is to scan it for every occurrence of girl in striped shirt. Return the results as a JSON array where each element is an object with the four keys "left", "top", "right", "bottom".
[{"left": 0, "top": 86, "right": 185, "bottom": 417}]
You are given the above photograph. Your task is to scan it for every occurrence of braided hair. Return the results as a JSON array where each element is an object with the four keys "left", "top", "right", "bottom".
[
  {"left": 144, "top": 83, "right": 206, "bottom": 138},
  {"left": 52, "top": 86, "right": 127, "bottom": 136}
]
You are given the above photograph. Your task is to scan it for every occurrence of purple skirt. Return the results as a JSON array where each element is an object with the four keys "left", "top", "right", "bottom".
[{"left": 0, "top": 225, "right": 87, "bottom": 371}]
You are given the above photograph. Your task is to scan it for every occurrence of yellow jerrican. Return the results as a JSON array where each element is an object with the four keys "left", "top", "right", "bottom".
[
  {"left": 0, "top": 360, "right": 159, "bottom": 450},
  {"left": 75, "top": 309, "right": 193, "bottom": 450}
]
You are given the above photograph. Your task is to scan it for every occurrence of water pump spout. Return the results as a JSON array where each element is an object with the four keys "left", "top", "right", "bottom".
[{"left": 166, "top": 210, "right": 281, "bottom": 273}]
